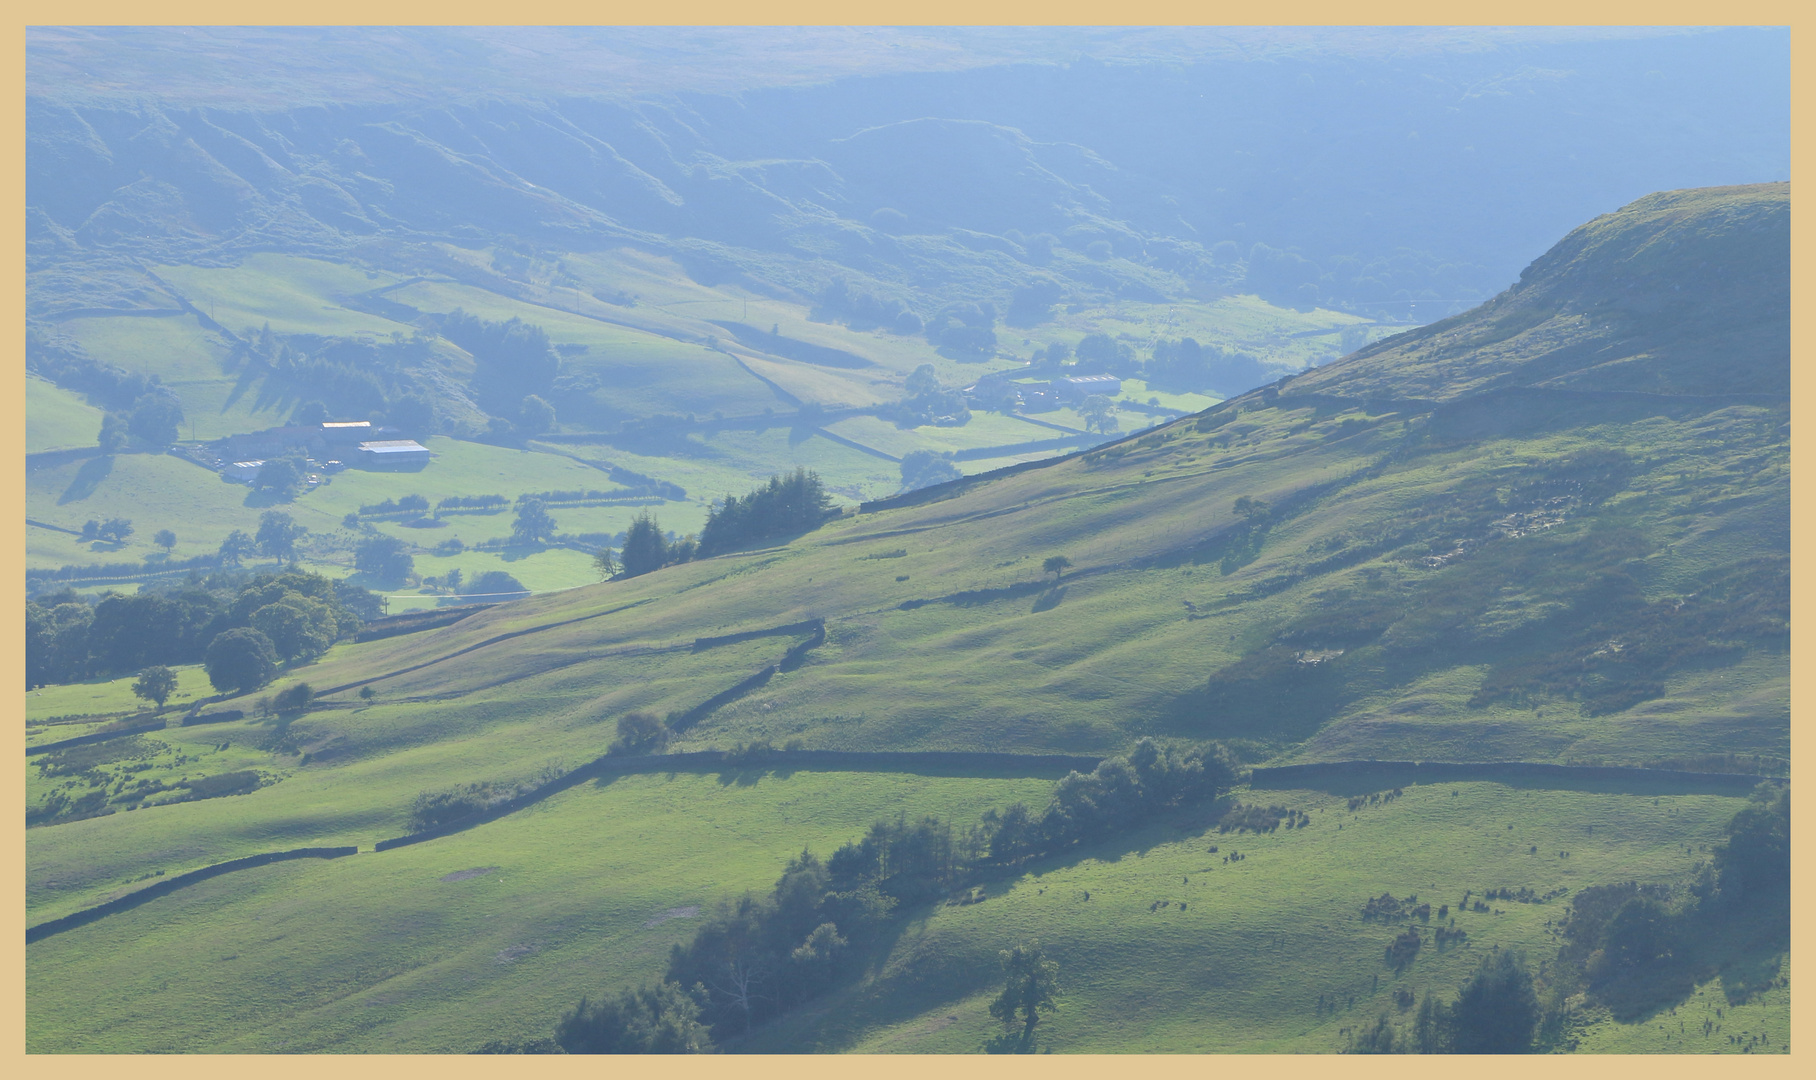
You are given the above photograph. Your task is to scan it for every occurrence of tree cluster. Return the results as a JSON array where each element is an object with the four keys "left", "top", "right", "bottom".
[
  {"left": 878, "top": 363, "right": 971, "bottom": 429},
  {"left": 1145, "top": 337, "right": 1271, "bottom": 397},
  {"left": 516, "top": 739, "right": 1236, "bottom": 1050},
  {"left": 1352, "top": 949, "right": 1542, "bottom": 1054},
  {"left": 1551, "top": 784, "right": 1788, "bottom": 1011},
  {"left": 810, "top": 279, "right": 923, "bottom": 335},
  {"left": 697, "top": 469, "right": 836, "bottom": 557},
  {"left": 899, "top": 449, "right": 962, "bottom": 493},
  {"left": 435, "top": 309, "right": 560, "bottom": 415},
  {"left": 240, "top": 324, "right": 437, "bottom": 434},
  {"left": 924, "top": 301, "right": 998, "bottom": 361},
  {"left": 25, "top": 570, "right": 371, "bottom": 692}
]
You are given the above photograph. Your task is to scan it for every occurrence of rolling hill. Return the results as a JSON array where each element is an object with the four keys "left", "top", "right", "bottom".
[{"left": 25, "top": 184, "right": 1789, "bottom": 1053}]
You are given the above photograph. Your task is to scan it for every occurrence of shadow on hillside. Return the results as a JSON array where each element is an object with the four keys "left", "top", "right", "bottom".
[
  {"left": 898, "top": 579, "right": 1048, "bottom": 611},
  {"left": 983, "top": 1028, "right": 1041, "bottom": 1054},
  {"left": 1586, "top": 897, "right": 1787, "bottom": 1024},
  {"left": 1030, "top": 585, "right": 1066, "bottom": 612},
  {"left": 58, "top": 455, "right": 113, "bottom": 503}
]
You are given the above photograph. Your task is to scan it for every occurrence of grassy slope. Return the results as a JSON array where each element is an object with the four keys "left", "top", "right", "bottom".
[
  {"left": 26, "top": 775, "right": 1784, "bottom": 1053},
  {"left": 25, "top": 186, "right": 1789, "bottom": 1053},
  {"left": 25, "top": 375, "right": 104, "bottom": 453},
  {"left": 27, "top": 770, "right": 1060, "bottom": 1053}
]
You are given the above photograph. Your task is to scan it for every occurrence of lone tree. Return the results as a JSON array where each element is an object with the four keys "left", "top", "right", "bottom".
[
  {"left": 256, "top": 510, "right": 305, "bottom": 561},
  {"left": 355, "top": 535, "right": 415, "bottom": 584},
  {"left": 131, "top": 665, "right": 178, "bottom": 709},
  {"left": 153, "top": 529, "right": 177, "bottom": 553},
  {"left": 204, "top": 627, "right": 280, "bottom": 696},
  {"left": 988, "top": 940, "right": 1061, "bottom": 1033},
  {"left": 593, "top": 546, "right": 619, "bottom": 580},
  {"left": 1042, "top": 555, "right": 1072, "bottom": 582},
  {"left": 611, "top": 712, "right": 669, "bottom": 755},
  {"left": 899, "top": 449, "right": 962, "bottom": 493},
  {"left": 620, "top": 511, "right": 669, "bottom": 577},
  {"left": 1078, "top": 393, "right": 1120, "bottom": 435},
  {"left": 1449, "top": 948, "right": 1540, "bottom": 1053},
  {"left": 272, "top": 682, "right": 314, "bottom": 714},
  {"left": 218, "top": 529, "right": 257, "bottom": 567},
  {"left": 517, "top": 394, "right": 557, "bottom": 436},
  {"left": 512, "top": 497, "right": 558, "bottom": 545},
  {"left": 128, "top": 393, "right": 184, "bottom": 446},
  {"left": 254, "top": 456, "right": 304, "bottom": 497},
  {"left": 98, "top": 412, "right": 129, "bottom": 453}
]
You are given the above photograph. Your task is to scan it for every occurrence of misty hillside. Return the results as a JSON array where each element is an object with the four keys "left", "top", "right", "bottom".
[{"left": 29, "top": 27, "right": 1788, "bottom": 323}]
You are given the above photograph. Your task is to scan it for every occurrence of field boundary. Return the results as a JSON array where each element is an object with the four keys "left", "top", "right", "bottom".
[
  {"left": 26, "top": 846, "right": 358, "bottom": 944},
  {"left": 28, "top": 754, "right": 1781, "bottom": 942},
  {"left": 373, "top": 748, "right": 1103, "bottom": 852},
  {"left": 1249, "top": 759, "right": 1786, "bottom": 794},
  {"left": 26, "top": 720, "right": 165, "bottom": 756}
]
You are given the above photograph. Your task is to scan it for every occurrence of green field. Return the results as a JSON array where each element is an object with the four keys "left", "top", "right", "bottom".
[
  {"left": 26, "top": 376, "right": 105, "bottom": 453},
  {"left": 24, "top": 767, "right": 1784, "bottom": 1053},
  {"left": 25, "top": 187, "right": 1789, "bottom": 1054},
  {"left": 29, "top": 239, "right": 1373, "bottom": 598}
]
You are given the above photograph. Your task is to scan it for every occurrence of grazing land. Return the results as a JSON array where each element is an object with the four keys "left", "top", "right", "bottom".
[{"left": 23, "top": 184, "right": 1790, "bottom": 1053}]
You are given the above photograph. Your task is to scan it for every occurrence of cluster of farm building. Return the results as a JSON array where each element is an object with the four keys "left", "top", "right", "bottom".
[
  {"left": 185, "top": 421, "right": 431, "bottom": 485},
  {"left": 961, "top": 373, "right": 1122, "bottom": 411}
]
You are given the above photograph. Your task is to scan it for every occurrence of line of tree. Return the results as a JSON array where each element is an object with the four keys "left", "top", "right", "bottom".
[
  {"left": 611, "top": 470, "right": 838, "bottom": 579},
  {"left": 434, "top": 308, "right": 560, "bottom": 417},
  {"left": 25, "top": 568, "right": 374, "bottom": 692},
  {"left": 485, "top": 739, "right": 1238, "bottom": 1052},
  {"left": 697, "top": 469, "right": 836, "bottom": 557}
]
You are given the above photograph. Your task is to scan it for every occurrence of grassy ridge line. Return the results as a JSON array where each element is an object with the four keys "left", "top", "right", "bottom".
[{"left": 25, "top": 846, "right": 358, "bottom": 944}]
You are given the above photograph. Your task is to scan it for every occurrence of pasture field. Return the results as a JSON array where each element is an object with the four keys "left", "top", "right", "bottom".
[
  {"left": 25, "top": 662, "right": 213, "bottom": 726},
  {"left": 823, "top": 412, "right": 1085, "bottom": 460},
  {"left": 27, "top": 768, "right": 1060, "bottom": 1053},
  {"left": 27, "top": 452, "right": 316, "bottom": 566},
  {"left": 23, "top": 190, "right": 1790, "bottom": 1054},
  {"left": 152, "top": 255, "right": 413, "bottom": 338},
  {"left": 25, "top": 774, "right": 1782, "bottom": 1053},
  {"left": 109, "top": 390, "right": 1784, "bottom": 774},
  {"left": 29, "top": 244, "right": 1385, "bottom": 600},
  {"left": 752, "top": 779, "right": 1783, "bottom": 1054},
  {"left": 25, "top": 375, "right": 104, "bottom": 453}
]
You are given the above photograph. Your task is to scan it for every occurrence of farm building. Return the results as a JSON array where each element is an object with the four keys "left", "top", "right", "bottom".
[
  {"left": 213, "top": 421, "right": 405, "bottom": 461},
  {"left": 225, "top": 460, "right": 266, "bottom": 483},
  {"left": 356, "top": 440, "right": 431, "bottom": 470},
  {"left": 319, "top": 421, "right": 404, "bottom": 449},
  {"left": 1052, "top": 375, "right": 1122, "bottom": 402}
]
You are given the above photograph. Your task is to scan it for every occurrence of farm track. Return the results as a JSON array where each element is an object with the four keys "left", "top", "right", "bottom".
[{"left": 26, "top": 755, "right": 1783, "bottom": 944}]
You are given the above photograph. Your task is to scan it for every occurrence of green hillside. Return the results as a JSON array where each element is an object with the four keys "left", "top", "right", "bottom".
[
  {"left": 26, "top": 242, "right": 1368, "bottom": 599},
  {"left": 25, "top": 185, "right": 1790, "bottom": 1053}
]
